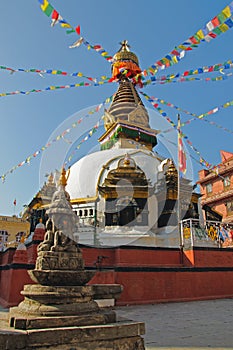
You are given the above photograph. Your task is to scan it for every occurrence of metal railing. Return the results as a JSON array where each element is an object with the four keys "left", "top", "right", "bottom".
[{"left": 180, "top": 218, "right": 233, "bottom": 248}]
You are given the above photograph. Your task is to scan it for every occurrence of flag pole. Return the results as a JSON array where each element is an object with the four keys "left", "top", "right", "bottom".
[
  {"left": 13, "top": 199, "right": 16, "bottom": 216},
  {"left": 177, "top": 114, "right": 183, "bottom": 261},
  {"left": 177, "top": 114, "right": 181, "bottom": 235}
]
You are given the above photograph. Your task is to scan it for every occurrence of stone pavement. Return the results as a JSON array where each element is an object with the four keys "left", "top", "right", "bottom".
[
  {"left": 116, "top": 298, "right": 233, "bottom": 350},
  {"left": 0, "top": 298, "right": 233, "bottom": 349}
]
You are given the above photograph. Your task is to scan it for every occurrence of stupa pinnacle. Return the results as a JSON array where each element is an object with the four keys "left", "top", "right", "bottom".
[{"left": 100, "top": 41, "right": 158, "bottom": 150}]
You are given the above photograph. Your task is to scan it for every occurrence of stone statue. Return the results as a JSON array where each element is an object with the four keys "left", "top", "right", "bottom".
[{"left": 37, "top": 218, "right": 54, "bottom": 252}]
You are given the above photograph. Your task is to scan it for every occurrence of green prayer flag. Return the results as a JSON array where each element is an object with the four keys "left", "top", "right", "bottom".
[
  {"left": 213, "top": 27, "right": 222, "bottom": 35},
  {"left": 217, "top": 12, "right": 227, "bottom": 24},
  {"left": 44, "top": 4, "right": 53, "bottom": 17},
  {"left": 66, "top": 29, "right": 75, "bottom": 34}
]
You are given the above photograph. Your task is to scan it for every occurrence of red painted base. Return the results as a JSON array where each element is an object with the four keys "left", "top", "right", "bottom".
[{"left": 1, "top": 243, "right": 233, "bottom": 308}]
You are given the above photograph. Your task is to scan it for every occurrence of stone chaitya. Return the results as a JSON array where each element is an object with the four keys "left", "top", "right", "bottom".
[{"left": 6, "top": 168, "right": 145, "bottom": 349}]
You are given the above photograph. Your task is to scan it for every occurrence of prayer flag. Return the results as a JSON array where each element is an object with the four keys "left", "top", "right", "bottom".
[
  {"left": 76, "top": 25, "right": 81, "bottom": 35},
  {"left": 178, "top": 115, "right": 186, "bottom": 175}
]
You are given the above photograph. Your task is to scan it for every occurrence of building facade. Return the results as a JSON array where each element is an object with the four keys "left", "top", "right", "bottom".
[
  {"left": 198, "top": 150, "right": 233, "bottom": 223},
  {"left": 0, "top": 215, "right": 30, "bottom": 251}
]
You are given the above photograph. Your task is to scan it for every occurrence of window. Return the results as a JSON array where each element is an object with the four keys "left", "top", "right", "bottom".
[
  {"left": 89, "top": 209, "right": 93, "bottom": 216},
  {"left": 16, "top": 231, "right": 25, "bottom": 243},
  {"left": 0, "top": 230, "right": 9, "bottom": 242},
  {"left": 84, "top": 209, "right": 88, "bottom": 217},
  {"left": 226, "top": 201, "right": 233, "bottom": 213},
  {"left": 206, "top": 183, "right": 212, "bottom": 194},
  {"left": 79, "top": 210, "right": 83, "bottom": 217},
  {"left": 223, "top": 176, "right": 231, "bottom": 188}
]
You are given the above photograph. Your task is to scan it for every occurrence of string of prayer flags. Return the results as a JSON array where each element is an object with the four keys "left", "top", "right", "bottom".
[
  {"left": 140, "top": 91, "right": 233, "bottom": 137},
  {"left": 194, "top": 99, "right": 233, "bottom": 120},
  {"left": 81, "top": 39, "right": 114, "bottom": 62},
  {"left": 160, "top": 132, "right": 225, "bottom": 180},
  {"left": 0, "top": 78, "right": 113, "bottom": 99},
  {"left": 142, "top": 60, "right": 233, "bottom": 84},
  {"left": 117, "top": 59, "right": 233, "bottom": 87},
  {"left": 141, "top": 91, "right": 232, "bottom": 177},
  {"left": 146, "top": 2, "right": 233, "bottom": 73},
  {"left": 153, "top": 95, "right": 233, "bottom": 136},
  {"left": 0, "top": 64, "right": 111, "bottom": 83},
  {"left": 37, "top": 1, "right": 114, "bottom": 62},
  {"left": 140, "top": 91, "right": 178, "bottom": 130},
  {"left": 0, "top": 95, "right": 113, "bottom": 183},
  {"left": 38, "top": 0, "right": 81, "bottom": 34},
  {"left": 64, "top": 121, "right": 102, "bottom": 167},
  {"left": 143, "top": 72, "right": 232, "bottom": 86}
]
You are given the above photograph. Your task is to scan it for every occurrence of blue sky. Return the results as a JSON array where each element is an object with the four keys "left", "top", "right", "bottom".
[{"left": 0, "top": 0, "right": 233, "bottom": 216}]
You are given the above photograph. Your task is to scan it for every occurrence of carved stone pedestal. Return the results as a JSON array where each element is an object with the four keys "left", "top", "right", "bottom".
[
  {"left": 3, "top": 174, "right": 146, "bottom": 349},
  {"left": 9, "top": 284, "right": 121, "bottom": 329},
  {"left": 7, "top": 281, "right": 145, "bottom": 349}
]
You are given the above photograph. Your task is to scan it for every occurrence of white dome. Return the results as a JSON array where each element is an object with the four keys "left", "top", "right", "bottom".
[{"left": 66, "top": 148, "right": 162, "bottom": 200}]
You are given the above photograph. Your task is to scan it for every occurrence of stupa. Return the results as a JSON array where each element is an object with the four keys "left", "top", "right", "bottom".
[{"left": 66, "top": 41, "right": 200, "bottom": 247}]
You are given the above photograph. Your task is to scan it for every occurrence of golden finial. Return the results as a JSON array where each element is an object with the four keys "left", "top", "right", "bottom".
[
  {"left": 59, "top": 167, "right": 67, "bottom": 187},
  {"left": 47, "top": 172, "right": 54, "bottom": 184},
  {"left": 123, "top": 153, "right": 131, "bottom": 166},
  {"left": 119, "top": 40, "right": 130, "bottom": 52}
]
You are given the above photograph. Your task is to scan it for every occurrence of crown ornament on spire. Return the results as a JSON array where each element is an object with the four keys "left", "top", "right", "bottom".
[
  {"left": 111, "top": 40, "right": 141, "bottom": 85},
  {"left": 118, "top": 40, "right": 130, "bottom": 52}
]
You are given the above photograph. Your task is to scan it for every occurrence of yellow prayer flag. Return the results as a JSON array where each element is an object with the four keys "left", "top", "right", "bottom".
[
  {"left": 41, "top": 0, "right": 49, "bottom": 11},
  {"left": 77, "top": 72, "right": 83, "bottom": 77},
  {"left": 172, "top": 56, "right": 178, "bottom": 64},
  {"left": 52, "top": 70, "right": 57, "bottom": 75},
  {"left": 61, "top": 23, "right": 72, "bottom": 28},
  {"left": 196, "top": 30, "right": 204, "bottom": 40},
  {"left": 219, "top": 23, "right": 229, "bottom": 32},
  {"left": 222, "top": 6, "right": 231, "bottom": 19},
  {"left": 50, "top": 86, "right": 56, "bottom": 90},
  {"left": 177, "top": 45, "right": 187, "bottom": 50}
]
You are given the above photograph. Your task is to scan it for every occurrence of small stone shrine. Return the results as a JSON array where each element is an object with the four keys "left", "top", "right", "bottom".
[{"left": 5, "top": 169, "right": 145, "bottom": 349}]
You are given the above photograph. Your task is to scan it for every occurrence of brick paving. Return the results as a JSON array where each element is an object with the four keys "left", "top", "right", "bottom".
[{"left": 0, "top": 298, "right": 233, "bottom": 349}]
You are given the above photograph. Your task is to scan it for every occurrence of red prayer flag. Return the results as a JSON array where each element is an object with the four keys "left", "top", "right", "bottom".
[
  {"left": 13, "top": 199, "right": 16, "bottom": 206},
  {"left": 178, "top": 116, "right": 186, "bottom": 175},
  {"left": 52, "top": 9, "right": 59, "bottom": 20},
  {"left": 212, "top": 16, "right": 220, "bottom": 28},
  {"left": 75, "top": 25, "right": 81, "bottom": 35}
]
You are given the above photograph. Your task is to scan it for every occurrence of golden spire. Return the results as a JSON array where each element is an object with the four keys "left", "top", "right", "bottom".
[
  {"left": 47, "top": 172, "right": 54, "bottom": 184},
  {"left": 123, "top": 153, "right": 131, "bottom": 166},
  {"left": 113, "top": 40, "right": 139, "bottom": 67},
  {"left": 59, "top": 167, "right": 67, "bottom": 187}
]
